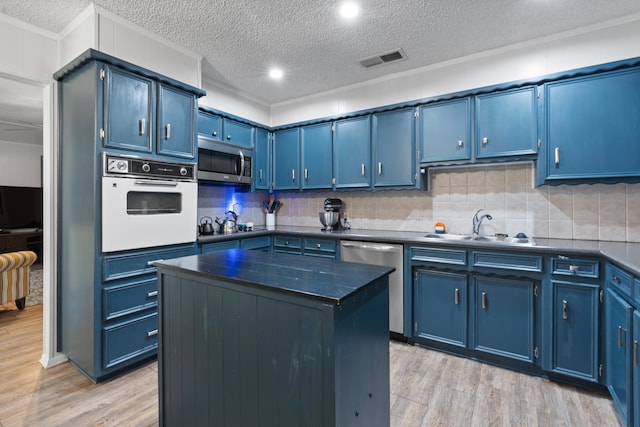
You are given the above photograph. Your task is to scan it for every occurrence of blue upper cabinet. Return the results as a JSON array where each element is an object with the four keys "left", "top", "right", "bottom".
[
  {"left": 156, "top": 84, "right": 196, "bottom": 159},
  {"left": 273, "top": 127, "right": 300, "bottom": 190},
  {"left": 475, "top": 86, "right": 538, "bottom": 159},
  {"left": 103, "top": 65, "right": 197, "bottom": 159},
  {"left": 197, "top": 110, "right": 221, "bottom": 138},
  {"left": 419, "top": 98, "right": 471, "bottom": 163},
  {"left": 254, "top": 127, "right": 271, "bottom": 191},
  {"left": 222, "top": 118, "right": 254, "bottom": 148},
  {"left": 333, "top": 116, "right": 371, "bottom": 189},
  {"left": 542, "top": 67, "right": 640, "bottom": 182},
  {"left": 301, "top": 122, "right": 333, "bottom": 190},
  {"left": 104, "top": 66, "right": 154, "bottom": 153},
  {"left": 372, "top": 108, "right": 416, "bottom": 188}
]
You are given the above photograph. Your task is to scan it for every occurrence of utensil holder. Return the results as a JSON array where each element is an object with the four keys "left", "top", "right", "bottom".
[{"left": 266, "top": 213, "right": 275, "bottom": 230}]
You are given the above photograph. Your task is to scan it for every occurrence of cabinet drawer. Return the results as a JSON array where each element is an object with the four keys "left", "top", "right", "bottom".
[
  {"left": 551, "top": 257, "right": 599, "bottom": 279},
  {"left": 103, "top": 312, "right": 157, "bottom": 369},
  {"left": 410, "top": 246, "right": 467, "bottom": 266},
  {"left": 240, "top": 236, "right": 272, "bottom": 250},
  {"left": 606, "top": 263, "right": 633, "bottom": 298},
  {"left": 103, "top": 278, "right": 157, "bottom": 321},
  {"left": 273, "top": 235, "right": 302, "bottom": 250},
  {"left": 103, "top": 244, "right": 197, "bottom": 282},
  {"left": 472, "top": 251, "right": 542, "bottom": 272},
  {"left": 304, "top": 237, "right": 337, "bottom": 254},
  {"left": 201, "top": 240, "right": 239, "bottom": 254}
]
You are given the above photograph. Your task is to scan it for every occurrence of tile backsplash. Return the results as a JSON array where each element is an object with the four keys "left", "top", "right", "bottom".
[{"left": 198, "top": 162, "right": 640, "bottom": 242}]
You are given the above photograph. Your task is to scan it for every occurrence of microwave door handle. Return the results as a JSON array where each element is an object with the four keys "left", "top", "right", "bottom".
[{"left": 238, "top": 150, "right": 245, "bottom": 181}]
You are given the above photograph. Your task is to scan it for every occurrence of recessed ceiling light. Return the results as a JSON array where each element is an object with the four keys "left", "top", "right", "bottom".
[
  {"left": 269, "top": 68, "right": 283, "bottom": 80},
  {"left": 339, "top": 2, "right": 359, "bottom": 19}
]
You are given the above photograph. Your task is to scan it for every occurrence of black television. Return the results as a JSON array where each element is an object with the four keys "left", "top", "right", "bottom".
[{"left": 0, "top": 185, "right": 43, "bottom": 231}]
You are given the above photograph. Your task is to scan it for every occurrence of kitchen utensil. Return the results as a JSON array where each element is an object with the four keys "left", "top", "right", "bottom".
[
  {"left": 199, "top": 216, "right": 215, "bottom": 235},
  {"left": 214, "top": 217, "right": 226, "bottom": 233}
]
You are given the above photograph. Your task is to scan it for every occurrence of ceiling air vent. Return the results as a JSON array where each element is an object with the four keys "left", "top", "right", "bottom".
[{"left": 359, "top": 49, "right": 407, "bottom": 69}]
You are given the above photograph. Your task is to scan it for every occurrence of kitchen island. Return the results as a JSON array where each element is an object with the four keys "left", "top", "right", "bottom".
[{"left": 154, "top": 249, "right": 394, "bottom": 427}]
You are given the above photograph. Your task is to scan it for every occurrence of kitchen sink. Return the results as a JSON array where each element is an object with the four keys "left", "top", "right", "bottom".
[
  {"left": 422, "top": 233, "right": 472, "bottom": 241},
  {"left": 421, "top": 233, "right": 536, "bottom": 246}
]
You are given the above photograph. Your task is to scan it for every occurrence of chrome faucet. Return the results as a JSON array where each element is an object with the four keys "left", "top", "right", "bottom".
[{"left": 473, "top": 209, "right": 493, "bottom": 238}]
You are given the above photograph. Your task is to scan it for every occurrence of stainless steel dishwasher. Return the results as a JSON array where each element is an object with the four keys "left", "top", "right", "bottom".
[{"left": 340, "top": 241, "right": 404, "bottom": 334}]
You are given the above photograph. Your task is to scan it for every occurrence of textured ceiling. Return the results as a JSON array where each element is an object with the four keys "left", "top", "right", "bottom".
[{"left": 3, "top": 0, "right": 640, "bottom": 144}]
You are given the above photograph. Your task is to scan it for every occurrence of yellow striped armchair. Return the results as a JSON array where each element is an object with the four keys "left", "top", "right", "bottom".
[{"left": 0, "top": 251, "right": 38, "bottom": 310}]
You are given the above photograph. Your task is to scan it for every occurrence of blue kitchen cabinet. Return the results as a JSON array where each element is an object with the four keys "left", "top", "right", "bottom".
[
  {"left": 273, "top": 127, "right": 300, "bottom": 190},
  {"left": 413, "top": 269, "right": 467, "bottom": 348},
  {"left": 104, "top": 65, "right": 197, "bottom": 159},
  {"left": 222, "top": 118, "right": 254, "bottom": 148},
  {"left": 156, "top": 83, "right": 196, "bottom": 158},
  {"left": 634, "top": 310, "right": 640, "bottom": 427},
  {"left": 606, "top": 288, "right": 633, "bottom": 426},
  {"left": 301, "top": 122, "right": 333, "bottom": 189},
  {"left": 542, "top": 68, "right": 640, "bottom": 182},
  {"left": 544, "top": 280, "right": 600, "bottom": 382},
  {"left": 372, "top": 108, "right": 416, "bottom": 187},
  {"left": 471, "top": 275, "right": 536, "bottom": 363},
  {"left": 104, "top": 66, "right": 154, "bottom": 153},
  {"left": 197, "top": 110, "right": 221, "bottom": 138},
  {"left": 254, "top": 127, "right": 271, "bottom": 190},
  {"left": 201, "top": 240, "right": 240, "bottom": 254},
  {"left": 475, "top": 86, "right": 537, "bottom": 159},
  {"left": 419, "top": 98, "right": 471, "bottom": 162},
  {"left": 333, "top": 115, "right": 371, "bottom": 188}
]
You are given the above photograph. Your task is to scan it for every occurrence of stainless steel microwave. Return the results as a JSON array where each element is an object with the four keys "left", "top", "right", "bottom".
[{"left": 197, "top": 136, "right": 253, "bottom": 185}]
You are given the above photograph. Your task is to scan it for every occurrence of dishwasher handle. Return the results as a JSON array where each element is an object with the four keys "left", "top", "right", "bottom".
[{"left": 340, "top": 242, "right": 400, "bottom": 252}]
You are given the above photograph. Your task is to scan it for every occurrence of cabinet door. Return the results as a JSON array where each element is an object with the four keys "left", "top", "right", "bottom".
[
  {"left": 273, "top": 128, "right": 300, "bottom": 190},
  {"left": 254, "top": 128, "right": 271, "bottom": 190},
  {"left": 197, "top": 111, "right": 221, "bottom": 138},
  {"left": 471, "top": 276, "right": 535, "bottom": 362},
  {"left": 476, "top": 86, "right": 537, "bottom": 158},
  {"left": 544, "top": 68, "right": 640, "bottom": 181},
  {"left": 157, "top": 84, "right": 196, "bottom": 158},
  {"left": 301, "top": 122, "right": 333, "bottom": 189},
  {"left": 419, "top": 98, "right": 471, "bottom": 162},
  {"left": 606, "top": 288, "right": 633, "bottom": 425},
  {"left": 372, "top": 108, "right": 416, "bottom": 187},
  {"left": 222, "top": 118, "right": 254, "bottom": 148},
  {"left": 633, "top": 310, "right": 639, "bottom": 427},
  {"left": 413, "top": 269, "right": 467, "bottom": 348},
  {"left": 333, "top": 116, "right": 371, "bottom": 188},
  {"left": 104, "top": 66, "right": 153, "bottom": 153},
  {"left": 545, "top": 281, "right": 600, "bottom": 382}
]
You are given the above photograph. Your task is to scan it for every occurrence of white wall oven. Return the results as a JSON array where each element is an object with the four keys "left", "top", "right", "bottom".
[{"left": 101, "top": 153, "right": 197, "bottom": 253}]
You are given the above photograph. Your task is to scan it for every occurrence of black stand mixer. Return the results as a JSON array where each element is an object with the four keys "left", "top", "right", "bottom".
[{"left": 319, "top": 198, "right": 344, "bottom": 232}]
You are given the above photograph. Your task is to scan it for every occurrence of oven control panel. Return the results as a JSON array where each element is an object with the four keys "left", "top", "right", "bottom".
[{"left": 104, "top": 153, "right": 196, "bottom": 181}]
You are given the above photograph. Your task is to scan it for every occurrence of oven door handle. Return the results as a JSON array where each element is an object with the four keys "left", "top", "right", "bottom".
[{"left": 134, "top": 180, "right": 178, "bottom": 187}]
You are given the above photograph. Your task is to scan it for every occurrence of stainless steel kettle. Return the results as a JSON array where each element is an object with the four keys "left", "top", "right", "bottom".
[
  {"left": 224, "top": 211, "right": 238, "bottom": 234},
  {"left": 199, "top": 216, "right": 215, "bottom": 235}
]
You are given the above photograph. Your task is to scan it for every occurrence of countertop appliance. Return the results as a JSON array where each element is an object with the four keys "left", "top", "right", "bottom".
[
  {"left": 102, "top": 153, "right": 197, "bottom": 252},
  {"left": 197, "top": 136, "right": 252, "bottom": 185},
  {"left": 340, "top": 240, "right": 404, "bottom": 334},
  {"left": 319, "top": 198, "right": 343, "bottom": 232}
]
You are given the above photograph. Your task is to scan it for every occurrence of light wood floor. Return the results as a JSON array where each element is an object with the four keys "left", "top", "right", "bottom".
[{"left": 0, "top": 304, "right": 622, "bottom": 427}]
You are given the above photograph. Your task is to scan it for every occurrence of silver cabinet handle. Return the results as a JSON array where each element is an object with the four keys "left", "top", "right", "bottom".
[
  {"left": 212, "top": 131, "right": 218, "bottom": 137},
  {"left": 555, "top": 147, "right": 560, "bottom": 166},
  {"left": 146, "top": 259, "right": 164, "bottom": 266},
  {"left": 147, "top": 290, "right": 158, "bottom": 298},
  {"left": 457, "top": 140, "right": 463, "bottom": 148},
  {"left": 378, "top": 162, "right": 382, "bottom": 176},
  {"left": 454, "top": 288, "right": 459, "bottom": 305},
  {"left": 316, "top": 243, "right": 321, "bottom": 248},
  {"left": 291, "top": 169, "right": 295, "bottom": 181},
  {"left": 481, "top": 292, "right": 487, "bottom": 309},
  {"left": 612, "top": 275, "right": 621, "bottom": 283},
  {"left": 305, "top": 168, "right": 308, "bottom": 180},
  {"left": 147, "top": 329, "right": 158, "bottom": 337},
  {"left": 361, "top": 163, "right": 365, "bottom": 176},
  {"left": 139, "top": 118, "right": 146, "bottom": 135},
  {"left": 165, "top": 123, "right": 171, "bottom": 140},
  {"left": 259, "top": 169, "right": 263, "bottom": 181},
  {"left": 227, "top": 134, "right": 232, "bottom": 140},
  {"left": 562, "top": 300, "right": 568, "bottom": 320},
  {"left": 569, "top": 265, "right": 580, "bottom": 273},
  {"left": 482, "top": 137, "right": 488, "bottom": 145},
  {"left": 618, "top": 326, "right": 625, "bottom": 348}
]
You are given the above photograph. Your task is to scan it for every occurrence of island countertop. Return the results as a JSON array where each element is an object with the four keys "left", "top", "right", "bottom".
[{"left": 153, "top": 248, "right": 395, "bottom": 304}]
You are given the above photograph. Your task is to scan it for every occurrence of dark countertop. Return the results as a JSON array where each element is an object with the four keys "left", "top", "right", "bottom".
[
  {"left": 154, "top": 248, "right": 395, "bottom": 304},
  {"left": 198, "top": 225, "right": 640, "bottom": 276}
]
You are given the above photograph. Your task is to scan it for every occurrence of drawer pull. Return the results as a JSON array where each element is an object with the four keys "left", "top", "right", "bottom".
[
  {"left": 618, "top": 326, "right": 625, "bottom": 348},
  {"left": 558, "top": 255, "right": 569, "bottom": 260},
  {"left": 147, "top": 259, "right": 164, "bottom": 266},
  {"left": 569, "top": 265, "right": 580, "bottom": 273},
  {"left": 562, "top": 300, "right": 568, "bottom": 320},
  {"left": 316, "top": 243, "right": 321, "bottom": 248},
  {"left": 147, "top": 290, "right": 158, "bottom": 298},
  {"left": 454, "top": 288, "right": 460, "bottom": 305},
  {"left": 481, "top": 292, "right": 487, "bottom": 309},
  {"left": 612, "top": 275, "right": 621, "bottom": 283},
  {"left": 147, "top": 329, "right": 158, "bottom": 337}
]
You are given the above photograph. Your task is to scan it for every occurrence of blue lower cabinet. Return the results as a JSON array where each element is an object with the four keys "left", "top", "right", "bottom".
[
  {"left": 413, "top": 269, "right": 467, "bottom": 348},
  {"left": 471, "top": 276, "right": 536, "bottom": 362},
  {"left": 201, "top": 240, "right": 240, "bottom": 253},
  {"left": 633, "top": 310, "right": 639, "bottom": 427},
  {"left": 103, "top": 312, "right": 158, "bottom": 369},
  {"left": 606, "top": 288, "right": 633, "bottom": 426},
  {"left": 544, "top": 281, "right": 600, "bottom": 382}
]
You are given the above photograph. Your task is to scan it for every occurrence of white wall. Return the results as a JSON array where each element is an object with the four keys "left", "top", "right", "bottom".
[
  {"left": 0, "top": 140, "right": 42, "bottom": 187},
  {"left": 270, "top": 16, "right": 640, "bottom": 126},
  {"left": 199, "top": 77, "right": 270, "bottom": 126}
]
